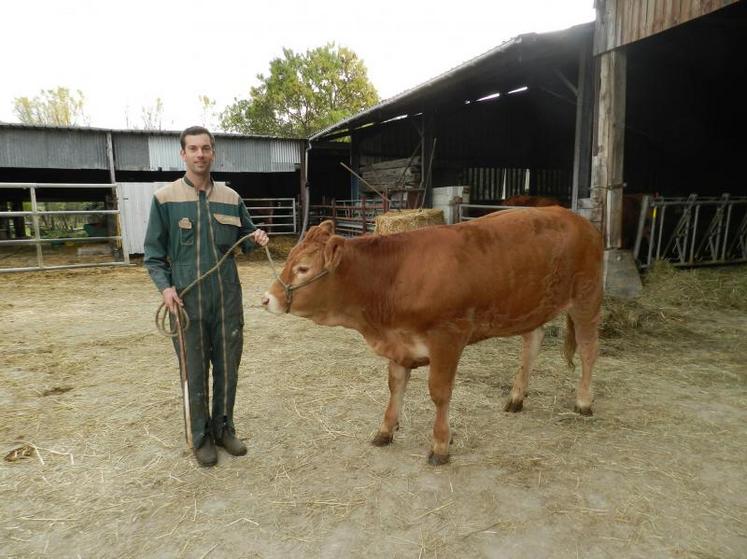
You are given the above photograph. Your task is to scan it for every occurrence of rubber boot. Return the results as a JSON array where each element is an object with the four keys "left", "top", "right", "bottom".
[{"left": 193, "top": 436, "right": 218, "bottom": 467}]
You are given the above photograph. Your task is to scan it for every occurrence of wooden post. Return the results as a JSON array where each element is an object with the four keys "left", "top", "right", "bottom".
[
  {"left": 571, "top": 38, "right": 594, "bottom": 211},
  {"left": 11, "top": 201, "right": 26, "bottom": 239},
  {"left": 590, "top": 49, "right": 626, "bottom": 248},
  {"left": 105, "top": 132, "right": 120, "bottom": 258},
  {"left": 299, "top": 142, "right": 308, "bottom": 235},
  {"left": 350, "top": 132, "right": 361, "bottom": 200},
  {"left": 420, "top": 112, "right": 435, "bottom": 208}
]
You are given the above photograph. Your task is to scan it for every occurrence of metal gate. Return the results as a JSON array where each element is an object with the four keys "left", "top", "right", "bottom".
[
  {"left": 634, "top": 194, "right": 747, "bottom": 269},
  {"left": 242, "top": 198, "right": 297, "bottom": 235},
  {"left": 0, "top": 182, "right": 130, "bottom": 273}
]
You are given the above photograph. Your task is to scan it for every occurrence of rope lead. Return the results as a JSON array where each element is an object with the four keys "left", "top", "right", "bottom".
[{"left": 155, "top": 234, "right": 281, "bottom": 337}]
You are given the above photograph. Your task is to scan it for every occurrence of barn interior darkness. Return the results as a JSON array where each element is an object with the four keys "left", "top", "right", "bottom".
[
  {"left": 311, "top": 25, "right": 592, "bottom": 205},
  {"left": 624, "top": 1, "right": 747, "bottom": 198},
  {"left": 313, "top": 5, "right": 746, "bottom": 205}
]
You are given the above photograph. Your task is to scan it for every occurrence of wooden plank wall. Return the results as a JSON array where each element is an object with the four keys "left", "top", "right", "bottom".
[{"left": 594, "top": 0, "right": 738, "bottom": 54}]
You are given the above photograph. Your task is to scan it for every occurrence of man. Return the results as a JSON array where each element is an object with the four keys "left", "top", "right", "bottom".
[{"left": 144, "top": 126, "right": 269, "bottom": 467}]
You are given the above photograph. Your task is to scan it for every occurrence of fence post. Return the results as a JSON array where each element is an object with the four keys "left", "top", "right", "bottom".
[{"left": 29, "top": 185, "right": 44, "bottom": 269}]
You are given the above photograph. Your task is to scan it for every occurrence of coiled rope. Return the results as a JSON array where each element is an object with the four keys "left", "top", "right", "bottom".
[{"left": 155, "top": 234, "right": 283, "bottom": 337}]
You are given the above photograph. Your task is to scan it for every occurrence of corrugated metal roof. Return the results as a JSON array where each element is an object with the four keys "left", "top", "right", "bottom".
[
  {"left": 216, "top": 137, "right": 271, "bottom": 173},
  {"left": 0, "top": 122, "right": 304, "bottom": 141},
  {"left": 148, "top": 136, "right": 184, "bottom": 171},
  {"left": 113, "top": 134, "right": 150, "bottom": 171},
  {"left": 271, "top": 140, "right": 301, "bottom": 172},
  {"left": 310, "top": 23, "right": 593, "bottom": 141},
  {"left": 0, "top": 127, "right": 109, "bottom": 169},
  {"left": 0, "top": 124, "right": 305, "bottom": 173}
]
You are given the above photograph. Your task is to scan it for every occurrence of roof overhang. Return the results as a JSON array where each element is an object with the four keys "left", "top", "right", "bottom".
[{"left": 310, "top": 22, "right": 593, "bottom": 142}]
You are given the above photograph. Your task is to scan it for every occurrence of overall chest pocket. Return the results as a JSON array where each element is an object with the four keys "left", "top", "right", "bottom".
[
  {"left": 212, "top": 212, "right": 241, "bottom": 249},
  {"left": 177, "top": 217, "right": 194, "bottom": 246}
]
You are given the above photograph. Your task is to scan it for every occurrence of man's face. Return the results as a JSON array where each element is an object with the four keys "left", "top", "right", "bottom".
[{"left": 180, "top": 133, "right": 215, "bottom": 175}]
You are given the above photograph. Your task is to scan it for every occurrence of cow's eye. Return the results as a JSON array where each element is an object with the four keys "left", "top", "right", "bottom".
[{"left": 296, "top": 266, "right": 310, "bottom": 274}]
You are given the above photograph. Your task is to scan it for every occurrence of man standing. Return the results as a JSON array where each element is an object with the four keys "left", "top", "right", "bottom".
[{"left": 144, "top": 126, "right": 269, "bottom": 467}]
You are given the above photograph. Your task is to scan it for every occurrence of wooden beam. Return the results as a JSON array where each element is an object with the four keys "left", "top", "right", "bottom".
[
  {"left": 571, "top": 39, "right": 594, "bottom": 210},
  {"left": 350, "top": 132, "right": 361, "bottom": 200},
  {"left": 590, "top": 49, "right": 627, "bottom": 248},
  {"left": 419, "top": 113, "right": 435, "bottom": 208}
]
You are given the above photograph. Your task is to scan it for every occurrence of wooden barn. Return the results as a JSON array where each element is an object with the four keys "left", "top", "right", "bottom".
[{"left": 306, "top": 0, "right": 747, "bottom": 295}]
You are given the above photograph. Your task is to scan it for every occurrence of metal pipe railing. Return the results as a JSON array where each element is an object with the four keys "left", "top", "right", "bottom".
[{"left": 0, "top": 182, "right": 130, "bottom": 273}]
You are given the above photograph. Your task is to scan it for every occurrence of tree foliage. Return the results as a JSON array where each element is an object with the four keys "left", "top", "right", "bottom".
[
  {"left": 13, "top": 87, "right": 89, "bottom": 126},
  {"left": 221, "top": 43, "right": 379, "bottom": 137}
]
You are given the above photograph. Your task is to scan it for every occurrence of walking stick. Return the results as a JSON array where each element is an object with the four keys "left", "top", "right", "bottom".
[{"left": 174, "top": 310, "right": 193, "bottom": 448}]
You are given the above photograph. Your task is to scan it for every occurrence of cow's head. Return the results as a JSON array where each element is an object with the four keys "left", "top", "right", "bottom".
[{"left": 262, "top": 220, "right": 345, "bottom": 317}]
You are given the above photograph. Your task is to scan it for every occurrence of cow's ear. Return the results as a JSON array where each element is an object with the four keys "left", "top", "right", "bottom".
[
  {"left": 319, "top": 220, "right": 336, "bottom": 235},
  {"left": 323, "top": 235, "right": 345, "bottom": 271}
]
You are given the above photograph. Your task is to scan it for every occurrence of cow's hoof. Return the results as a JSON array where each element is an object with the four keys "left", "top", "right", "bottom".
[
  {"left": 574, "top": 404, "right": 593, "bottom": 416},
  {"left": 371, "top": 432, "right": 394, "bottom": 446},
  {"left": 504, "top": 399, "right": 524, "bottom": 413},
  {"left": 427, "top": 451, "right": 450, "bottom": 466}
]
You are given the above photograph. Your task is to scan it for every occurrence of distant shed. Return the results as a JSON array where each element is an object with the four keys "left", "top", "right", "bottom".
[{"left": 0, "top": 125, "right": 306, "bottom": 257}]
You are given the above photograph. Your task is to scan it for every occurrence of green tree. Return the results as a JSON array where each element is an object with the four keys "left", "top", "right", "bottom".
[
  {"left": 221, "top": 43, "right": 379, "bottom": 137},
  {"left": 13, "top": 87, "right": 89, "bottom": 126}
]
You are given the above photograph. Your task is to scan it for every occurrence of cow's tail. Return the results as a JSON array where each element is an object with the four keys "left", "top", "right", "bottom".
[{"left": 563, "top": 314, "right": 577, "bottom": 369}]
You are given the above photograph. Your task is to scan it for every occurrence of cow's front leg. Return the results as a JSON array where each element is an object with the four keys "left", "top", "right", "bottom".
[
  {"left": 427, "top": 343, "right": 463, "bottom": 465},
  {"left": 372, "top": 361, "right": 411, "bottom": 446}
]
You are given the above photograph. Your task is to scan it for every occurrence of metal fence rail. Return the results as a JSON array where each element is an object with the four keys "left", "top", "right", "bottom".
[
  {"left": 634, "top": 194, "right": 747, "bottom": 269},
  {"left": 309, "top": 198, "right": 407, "bottom": 237},
  {"left": 455, "top": 195, "right": 747, "bottom": 270},
  {"left": 243, "top": 197, "right": 297, "bottom": 235},
  {"left": 0, "top": 182, "right": 130, "bottom": 273}
]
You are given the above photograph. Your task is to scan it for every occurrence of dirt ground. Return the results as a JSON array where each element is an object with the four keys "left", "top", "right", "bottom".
[{"left": 1, "top": 259, "right": 745, "bottom": 558}]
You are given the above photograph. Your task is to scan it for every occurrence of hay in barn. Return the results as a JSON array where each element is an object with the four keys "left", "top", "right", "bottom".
[
  {"left": 244, "top": 233, "right": 298, "bottom": 262},
  {"left": 601, "top": 260, "right": 747, "bottom": 339},
  {"left": 373, "top": 208, "right": 445, "bottom": 235}
]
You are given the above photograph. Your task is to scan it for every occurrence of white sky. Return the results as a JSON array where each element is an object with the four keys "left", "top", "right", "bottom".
[{"left": 0, "top": 0, "right": 594, "bottom": 131}]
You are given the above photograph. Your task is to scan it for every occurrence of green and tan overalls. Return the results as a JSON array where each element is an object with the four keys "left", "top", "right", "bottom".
[{"left": 144, "top": 176, "right": 256, "bottom": 448}]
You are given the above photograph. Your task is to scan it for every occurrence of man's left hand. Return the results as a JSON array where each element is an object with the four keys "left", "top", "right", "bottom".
[{"left": 250, "top": 228, "right": 269, "bottom": 247}]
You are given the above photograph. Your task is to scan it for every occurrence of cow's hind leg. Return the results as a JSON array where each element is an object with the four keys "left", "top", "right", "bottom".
[
  {"left": 426, "top": 342, "right": 463, "bottom": 465},
  {"left": 504, "top": 327, "right": 544, "bottom": 412},
  {"left": 373, "top": 361, "right": 411, "bottom": 446},
  {"left": 569, "top": 312, "right": 600, "bottom": 416}
]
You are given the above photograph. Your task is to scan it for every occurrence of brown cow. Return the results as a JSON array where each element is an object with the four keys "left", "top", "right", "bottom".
[
  {"left": 262, "top": 207, "right": 603, "bottom": 464},
  {"left": 499, "top": 195, "right": 562, "bottom": 207}
]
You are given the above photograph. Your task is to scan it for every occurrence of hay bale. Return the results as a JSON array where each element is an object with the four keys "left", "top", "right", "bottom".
[{"left": 374, "top": 209, "right": 445, "bottom": 236}]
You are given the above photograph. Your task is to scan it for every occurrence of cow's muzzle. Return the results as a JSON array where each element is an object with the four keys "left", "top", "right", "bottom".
[{"left": 264, "top": 269, "right": 330, "bottom": 314}]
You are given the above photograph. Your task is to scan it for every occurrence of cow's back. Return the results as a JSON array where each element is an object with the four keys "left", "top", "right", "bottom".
[{"left": 348, "top": 206, "right": 602, "bottom": 338}]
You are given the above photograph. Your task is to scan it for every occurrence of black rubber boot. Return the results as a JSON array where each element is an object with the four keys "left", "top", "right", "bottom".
[
  {"left": 193, "top": 436, "right": 218, "bottom": 467},
  {"left": 217, "top": 432, "right": 247, "bottom": 456}
]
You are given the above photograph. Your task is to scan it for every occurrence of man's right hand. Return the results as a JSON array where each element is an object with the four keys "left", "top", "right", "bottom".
[{"left": 162, "top": 287, "right": 183, "bottom": 314}]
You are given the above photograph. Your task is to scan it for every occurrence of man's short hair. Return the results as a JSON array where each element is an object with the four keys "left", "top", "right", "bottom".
[{"left": 180, "top": 126, "right": 215, "bottom": 149}]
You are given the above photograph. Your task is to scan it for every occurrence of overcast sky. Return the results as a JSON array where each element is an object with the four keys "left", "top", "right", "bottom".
[{"left": 1, "top": 0, "right": 594, "bottom": 131}]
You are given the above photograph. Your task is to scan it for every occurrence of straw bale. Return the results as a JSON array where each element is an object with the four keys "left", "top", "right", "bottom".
[{"left": 373, "top": 208, "right": 445, "bottom": 235}]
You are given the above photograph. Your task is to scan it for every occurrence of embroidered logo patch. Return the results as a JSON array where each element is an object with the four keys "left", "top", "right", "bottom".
[{"left": 178, "top": 217, "right": 192, "bottom": 229}]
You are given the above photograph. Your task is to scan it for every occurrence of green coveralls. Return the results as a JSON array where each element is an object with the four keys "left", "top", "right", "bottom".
[{"left": 144, "top": 176, "right": 256, "bottom": 448}]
